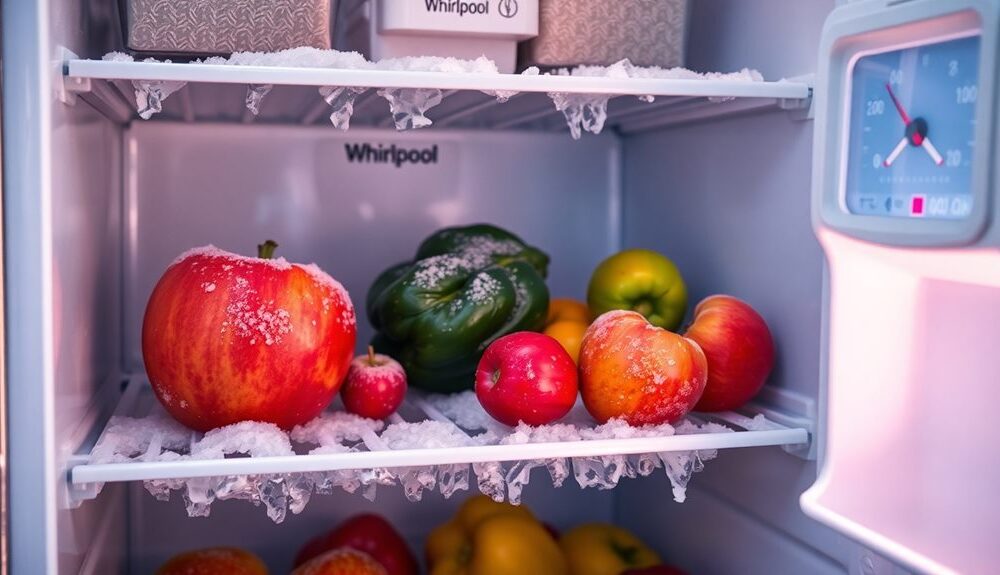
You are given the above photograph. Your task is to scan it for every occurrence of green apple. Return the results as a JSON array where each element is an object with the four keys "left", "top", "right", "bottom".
[{"left": 587, "top": 249, "right": 688, "bottom": 331}]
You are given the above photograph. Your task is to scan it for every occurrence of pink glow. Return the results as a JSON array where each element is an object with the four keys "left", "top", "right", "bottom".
[{"left": 803, "top": 228, "right": 1000, "bottom": 575}]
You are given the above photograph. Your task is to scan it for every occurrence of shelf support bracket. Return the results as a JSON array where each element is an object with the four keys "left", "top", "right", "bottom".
[
  {"left": 779, "top": 73, "right": 816, "bottom": 121},
  {"left": 57, "top": 47, "right": 91, "bottom": 105}
]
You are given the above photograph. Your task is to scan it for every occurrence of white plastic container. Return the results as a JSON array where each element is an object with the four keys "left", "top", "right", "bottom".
[{"left": 340, "top": 0, "right": 538, "bottom": 73}]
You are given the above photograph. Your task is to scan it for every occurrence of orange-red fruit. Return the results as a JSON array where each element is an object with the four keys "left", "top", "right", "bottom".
[
  {"left": 142, "top": 246, "right": 357, "bottom": 431},
  {"left": 156, "top": 547, "right": 267, "bottom": 575},
  {"left": 579, "top": 310, "right": 707, "bottom": 425},
  {"left": 684, "top": 295, "right": 775, "bottom": 412},
  {"left": 292, "top": 548, "right": 388, "bottom": 575}
]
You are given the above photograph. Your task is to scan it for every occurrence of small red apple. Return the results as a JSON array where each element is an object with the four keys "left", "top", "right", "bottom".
[
  {"left": 684, "top": 295, "right": 775, "bottom": 412},
  {"left": 579, "top": 310, "right": 707, "bottom": 425},
  {"left": 341, "top": 347, "right": 408, "bottom": 420},
  {"left": 476, "top": 332, "right": 578, "bottom": 426}
]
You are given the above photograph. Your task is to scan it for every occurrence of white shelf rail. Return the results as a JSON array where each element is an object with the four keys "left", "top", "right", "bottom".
[
  {"left": 68, "top": 378, "right": 810, "bottom": 487},
  {"left": 65, "top": 58, "right": 812, "bottom": 100}
]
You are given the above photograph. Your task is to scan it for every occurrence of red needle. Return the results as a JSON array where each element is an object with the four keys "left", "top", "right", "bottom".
[
  {"left": 885, "top": 83, "right": 924, "bottom": 145},
  {"left": 885, "top": 83, "right": 911, "bottom": 125}
]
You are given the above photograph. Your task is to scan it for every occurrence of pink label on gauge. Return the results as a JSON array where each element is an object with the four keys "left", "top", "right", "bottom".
[{"left": 910, "top": 195, "right": 925, "bottom": 216}]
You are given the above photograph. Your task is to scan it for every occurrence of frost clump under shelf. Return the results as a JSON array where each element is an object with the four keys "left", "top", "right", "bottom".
[
  {"left": 98, "top": 48, "right": 765, "bottom": 137},
  {"left": 76, "top": 379, "right": 799, "bottom": 523}
]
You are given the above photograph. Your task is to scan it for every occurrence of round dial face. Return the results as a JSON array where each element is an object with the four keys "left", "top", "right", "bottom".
[{"left": 845, "top": 34, "right": 980, "bottom": 219}]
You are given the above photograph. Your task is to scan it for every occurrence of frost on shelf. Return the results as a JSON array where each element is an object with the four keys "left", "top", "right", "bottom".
[
  {"left": 548, "top": 93, "right": 611, "bottom": 140},
  {"left": 97, "top": 51, "right": 765, "bottom": 136},
  {"left": 547, "top": 59, "right": 765, "bottom": 138},
  {"left": 428, "top": 392, "right": 727, "bottom": 505},
  {"left": 377, "top": 88, "right": 444, "bottom": 131},
  {"left": 85, "top": 387, "right": 737, "bottom": 521},
  {"left": 133, "top": 79, "right": 186, "bottom": 120},
  {"left": 318, "top": 86, "right": 368, "bottom": 130},
  {"left": 102, "top": 54, "right": 187, "bottom": 120},
  {"left": 245, "top": 84, "right": 273, "bottom": 116},
  {"left": 100, "top": 50, "right": 504, "bottom": 128},
  {"left": 378, "top": 420, "right": 494, "bottom": 501}
]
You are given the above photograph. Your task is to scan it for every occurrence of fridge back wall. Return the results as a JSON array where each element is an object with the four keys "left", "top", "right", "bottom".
[{"left": 123, "top": 122, "right": 622, "bottom": 371}]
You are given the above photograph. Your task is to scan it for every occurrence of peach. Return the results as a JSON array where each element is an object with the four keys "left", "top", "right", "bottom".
[{"left": 579, "top": 310, "right": 707, "bottom": 425}]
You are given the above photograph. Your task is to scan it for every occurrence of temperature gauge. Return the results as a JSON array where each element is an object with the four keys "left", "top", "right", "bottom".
[{"left": 845, "top": 34, "right": 980, "bottom": 219}]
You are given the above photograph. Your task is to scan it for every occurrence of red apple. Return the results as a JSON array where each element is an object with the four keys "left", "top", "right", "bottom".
[
  {"left": 292, "top": 548, "right": 387, "bottom": 575},
  {"left": 476, "top": 332, "right": 579, "bottom": 426},
  {"left": 294, "top": 513, "right": 418, "bottom": 575},
  {"left": 579, "top": 310, "right": 707, "bottom": 425},
  {"left": 142, "top": 241, "right": 356, "bottom": 431},
  {"left": 684, "top": 295, "right": 775, "bottom": 412},
  {"left": 341, "top": 347, "right": 408, "bottom": 420}
]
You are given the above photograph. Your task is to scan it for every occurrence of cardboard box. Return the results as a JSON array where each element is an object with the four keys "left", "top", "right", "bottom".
[
  {"left": 125, "top": 0, "right": 334, "bottom": 56},
  {"left": 521, "top": 0, "right": 688, "bottom": 69}
]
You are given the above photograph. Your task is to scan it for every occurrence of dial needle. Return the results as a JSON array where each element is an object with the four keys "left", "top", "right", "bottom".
[
  {"left": 883, "top": 137, "right": 908, "bottom": 167},
  {"left": 922, "top": 137, "right": 944, "bottom": 165},
  {"left": 885, "top": 83, "right": 911, "bottom": 126}
]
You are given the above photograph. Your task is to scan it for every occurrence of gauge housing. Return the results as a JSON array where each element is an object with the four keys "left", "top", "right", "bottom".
[{"left": 812, "top": 1, "right": 998, "bottom": 246}]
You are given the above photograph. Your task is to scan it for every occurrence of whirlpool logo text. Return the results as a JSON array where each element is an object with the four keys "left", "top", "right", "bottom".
[
  {"left": 344, "top": 143, "right": 440, "bottom": 168},
  {"left": 423, "top": 0, "right": 518, "bottom": 18},
  {"left": 424, "top": 0, "right": 490, "bottom": 17}
]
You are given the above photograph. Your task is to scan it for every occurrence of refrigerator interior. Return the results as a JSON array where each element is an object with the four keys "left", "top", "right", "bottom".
[{"left": 0, "top": 0, "right": 882, "bottom": 573}]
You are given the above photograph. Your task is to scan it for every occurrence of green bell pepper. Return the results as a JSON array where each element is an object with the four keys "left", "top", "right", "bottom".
[{"left": 367, "top": 224, "right": 550, "bottom": 393}]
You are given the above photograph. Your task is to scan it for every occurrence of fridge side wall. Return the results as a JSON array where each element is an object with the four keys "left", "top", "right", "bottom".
[
  {"left": 3, "top": 0, "right": 128, "bottom": 572},
  {"left": 615, "top": 1, "right": 849, "bottom": 573}
]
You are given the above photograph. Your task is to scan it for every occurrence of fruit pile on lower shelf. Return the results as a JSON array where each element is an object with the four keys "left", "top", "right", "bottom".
[
  {"left": 159, "top": 498, "right": 688, "bottom": 575},
  {"left": 71, "top": 376, "right": 807, "bottom": 522}
]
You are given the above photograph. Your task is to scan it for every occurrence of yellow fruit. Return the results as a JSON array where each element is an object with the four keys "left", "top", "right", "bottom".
[
  {"left": 547, "top": 298, "right": 592, "bottom": 325},
  {"left": 426, "top": 496, "right": 566, "bottom": 575},
  {"left": 544, "top": 320, "right": 588, "bottom": 364},
  {"left": 560, "top": 523, "right": 661, "bottom": 575},
  {"left": 454, "top": 495, "right": 535, "bottom": 532},
  {"left": 467, "top": 514, "right": 568, "bottom": 575}
]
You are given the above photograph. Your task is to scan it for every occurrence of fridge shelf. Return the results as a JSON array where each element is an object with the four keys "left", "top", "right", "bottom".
[
  {"left": 66, "top": 376, "right": 811, "bottom": 522},
  {"left": 61, "top": 53, "right": 813, "bottom": 134}
]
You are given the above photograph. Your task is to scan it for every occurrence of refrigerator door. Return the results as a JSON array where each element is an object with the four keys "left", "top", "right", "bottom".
[{"left": 805, "top": 1, "right": 1000, "bottom": 574}]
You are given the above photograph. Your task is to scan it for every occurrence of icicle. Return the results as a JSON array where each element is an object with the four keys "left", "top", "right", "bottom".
[
  {"left": 245, "top": 84, "right": 273, "bottom": 116},
  {"left": 437, "top": 464, "right": 471, "bottom": 499},
  {"left": 548, "top": 93, "right": 611, "bottom": 140},
  {"left": 132, "top": 80, "right": 186, "bottom": 120},
  {"left": 472, "top": 461, "right": 506, "bottom": 502},
  {"left": 378, "top": 87, "right": 444, "bottom": 130},
  {"left": 318, "top": 86, "right": 368, "bottom": 130}
]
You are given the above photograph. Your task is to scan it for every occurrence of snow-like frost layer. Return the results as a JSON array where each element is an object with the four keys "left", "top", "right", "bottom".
[
  {"left": 99, "top": 52, "right": 765, "bottom": 136},
  {"left": 85, "top": 384, "right": 748, "bottom": 520}
]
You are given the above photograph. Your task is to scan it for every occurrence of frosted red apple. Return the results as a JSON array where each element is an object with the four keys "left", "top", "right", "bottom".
[
  {"left": 476, "top": 332, "right": 579, "bottom": 426},
  {"left": 579, "top": 310, "right": 707, "bottom": 425},
  {"left": 341, "top": 347, "right": 408, "bottom": 420},
  {"left": 684, "top": 295, "right": 775, "bottom": 412},
  {"left": 142, "top": 242, "right": 357, "bottom": 432}
]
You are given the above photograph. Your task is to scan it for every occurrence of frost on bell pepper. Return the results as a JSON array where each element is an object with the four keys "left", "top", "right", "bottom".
[{"left": 367, "top": 224, "right": 550, "bottom": 393}]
